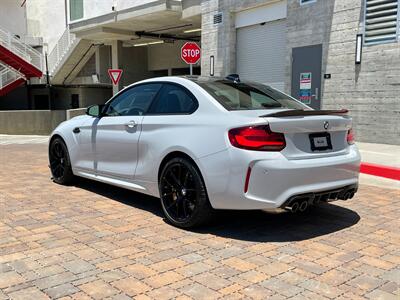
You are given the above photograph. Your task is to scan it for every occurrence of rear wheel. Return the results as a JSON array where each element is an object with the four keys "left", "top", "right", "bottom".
[
  {"left": 49, "top": 137, "right": 74, "bottom": 185},
  {"left": 159, "top": 157, "right": 213, "bottom": 228}
]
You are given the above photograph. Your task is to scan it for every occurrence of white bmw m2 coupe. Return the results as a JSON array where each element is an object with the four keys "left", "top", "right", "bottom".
[{"left": 49, "top": 76, "right": 360, "bottom": 228}]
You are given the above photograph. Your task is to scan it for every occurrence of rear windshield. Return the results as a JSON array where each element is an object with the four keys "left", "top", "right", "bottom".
[{"left": 197, "top": 80, "right": 307, "bottom": 111}]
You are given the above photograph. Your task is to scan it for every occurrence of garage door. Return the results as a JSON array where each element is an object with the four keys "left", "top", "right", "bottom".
[{"left": 236, "top": 19, "right": 287, "bottom": 91}]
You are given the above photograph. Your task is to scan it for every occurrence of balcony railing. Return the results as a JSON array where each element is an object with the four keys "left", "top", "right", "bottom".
[
  {"left": 48, "top": 28, "right": 77, "bottom": 75},
  {"left": 0, "top": 63, "right": 24, "bottom": 90},
  {"left": 0, "top": 26, "right": 43, "bottom": 72}
]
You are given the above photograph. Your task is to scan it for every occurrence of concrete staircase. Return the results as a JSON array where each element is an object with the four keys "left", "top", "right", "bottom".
[{"left": 48, "top": 29, "right": 96, "bottom": 85}]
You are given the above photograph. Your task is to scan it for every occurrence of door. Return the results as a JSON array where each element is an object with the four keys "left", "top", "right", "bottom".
[
  {"left": 77, "top": 83, "right": 161, "bottom": 179},
  {"left": 236, "top": 19, "right": 287, "bottom": 91},
  {"left": 291, "top": 44, "right": 322, "bottom": 109}
]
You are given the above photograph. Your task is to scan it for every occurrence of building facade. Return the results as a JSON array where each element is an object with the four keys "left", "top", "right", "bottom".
[{"left": 0, "top": 0, "right": 399, "bottom": 144}]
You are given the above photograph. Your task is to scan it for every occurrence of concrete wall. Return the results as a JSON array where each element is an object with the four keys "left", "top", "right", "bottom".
[
  {"left": 119, "top": 46, "right": 153, "bottom": 87},
  {"left": 147, "top": 41, "right": 191, "bottom": 71},
  {"left": 75, "top": 0, "right": 159, "bottom": 21},
  {"left": 51, "top": 86, "right": 112, "bottom": 109},
  {"left": 0, "top": 110, "right": 66, "bottom": 135},
  {"left": 200, "top": 0, "right": 400, "bottom": 145},
  {"left": 0, "top": 0, "right": 27, "bottom": 37},
  {"left": 26, "top": 0, "right": 67, "bottom": 51},
  {"left": 287, "top": 0, "right": 400, "bottom": 145},
  {"left": 66, "top": 108, "right": 86, "bottom": 119},
  {"left": 0, "top": 86, "right": 29, "bottom": 110},
  {"left": 322, "top": 1, "right": 400, "bottom": 145}
]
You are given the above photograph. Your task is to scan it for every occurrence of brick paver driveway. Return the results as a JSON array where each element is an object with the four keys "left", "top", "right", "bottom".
[{"left": 1, "top": 140, "right": 399, "bottom": 300}]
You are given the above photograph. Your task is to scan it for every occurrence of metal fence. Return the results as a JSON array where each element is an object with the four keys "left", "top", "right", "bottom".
[
  {"left": 0, "top": 26, "right": 43, "bottom": 72},
  {"left": 0, "top": 63, "right": 23, "bottom": 90},
  {"left": 48, "top": 28, "right": 77, "bottom": 75}
]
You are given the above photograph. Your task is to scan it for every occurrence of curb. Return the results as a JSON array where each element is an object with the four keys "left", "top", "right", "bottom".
[{"left": 360, "top": 163, "right": 400, "bottom": 181}]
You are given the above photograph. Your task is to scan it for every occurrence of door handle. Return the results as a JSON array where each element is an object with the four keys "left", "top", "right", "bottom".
[
  {"left": 125, "top": 120, "right": 137, "bottom": 128},
  {"left": 312, "top": 88, "right": 319, "bottom": 100},
  {"left": 73, "top": 127, "right": 80, "bottom": 134}
]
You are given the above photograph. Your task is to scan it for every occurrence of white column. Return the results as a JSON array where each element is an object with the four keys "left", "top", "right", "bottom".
[{"left": 111, "top": 40, "right": 122, "bottom": 94}]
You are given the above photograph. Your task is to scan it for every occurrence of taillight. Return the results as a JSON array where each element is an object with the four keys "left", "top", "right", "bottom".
[
  {"left": 347, "top": 128, "right": 355, "bottom": 145},
  {"left": 228, "top": 125, "right": 286, "bottom": 151}
]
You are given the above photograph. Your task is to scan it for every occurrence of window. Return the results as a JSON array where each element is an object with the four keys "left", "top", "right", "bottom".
[
  {"left": 70, "top": 0, "right": 84, "bottom": 21},
  {"left": 148, "top": 84, "right": 198, "bottom": 114},
  {"left": 198, "top": 80, "right": 307, "bottom": 111},
  {"left": 300, "top": 0, "right": 317, "bottom": 5},
  {"left": 364, "top": 0, "right": 399, "bottom": 45},
  {"left": 104, "top": 84, "right": 162, "bottom": 116}
]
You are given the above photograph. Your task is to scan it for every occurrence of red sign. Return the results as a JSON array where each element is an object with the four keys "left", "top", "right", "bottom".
[
  {"left": 108, "top": 69, "right": 123, "bottom": 85},
  {"left": 181, "top": 42, "right": 201, "bottom": 64}
]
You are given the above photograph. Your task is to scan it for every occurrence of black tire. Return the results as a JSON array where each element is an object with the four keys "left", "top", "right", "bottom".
[
  {"left": 49, "top": 137, "right": 75, "bottom": 185},
  {"left": 159, "top": 157, "right": 213, "bottom": 228}
]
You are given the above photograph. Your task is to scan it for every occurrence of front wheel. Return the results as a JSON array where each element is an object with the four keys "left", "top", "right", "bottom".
[
  {"left": 159, "top": 157, "right": 213, "bottom": 228},
  {"left": 49, "top": 137, "right": 74, "bottom": 185}
]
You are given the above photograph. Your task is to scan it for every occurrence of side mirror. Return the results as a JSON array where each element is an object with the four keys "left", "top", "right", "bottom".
[{"left": 86, "top": 104, "right": 104, "bottom": 118}]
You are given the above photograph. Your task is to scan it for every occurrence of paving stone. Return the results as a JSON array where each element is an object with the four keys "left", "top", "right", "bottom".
[
  {"left": 348, "top": 274, "right": 386, "bottom": 291},
  {"left": 79, "top": 280, "right": 119, "bottom": 299},
  {"left": 62, "top": 259, "right": 95, "bottom": 274},
  {"left": 381, "top": 268, "right": 400, "bottom": 284},
  {"left": 180, "top": 283, "right": 221, "bottom": 299},
  {"left": 112, "top": 277, "right": 151, "bottom": 296},
  {"left": 144, "top": 271, "right": 184, "bottom": 288},
  {"left": 7, "top": 287, "right": 50, "bottom": 300},
  {"left": 365, "top": 289, "right": 398, "bottom": 300},
  {"left": 1, "top": 143, "right": 399, "bottom": 299},
  {"left": 0, "top": 271, "right": 25, "bottom": 289},
  {"left": 260, "top": 278, "right": 304, "bottom": 297},
  {"left": 44, "top": 283, "right": 79, "bottom": 299}
]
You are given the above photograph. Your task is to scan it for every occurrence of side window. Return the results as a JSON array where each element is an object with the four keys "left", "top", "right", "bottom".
[
  {"left": 149, "top": 83, "right": 198, "bottom": 114},
  {"left": 104, "top": 84, "right": 161, "bottom": 116}
]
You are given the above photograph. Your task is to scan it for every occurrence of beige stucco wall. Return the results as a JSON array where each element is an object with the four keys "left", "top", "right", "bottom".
[
  {"left": 0, "top": 0, "right": 27, "bottom": 37},
  {"left": 26, "top": 0, "right": 67, "bottom": 51}
]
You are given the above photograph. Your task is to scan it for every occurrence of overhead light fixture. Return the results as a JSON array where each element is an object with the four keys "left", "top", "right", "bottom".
[
  {"left": 148, "top": 41, "right": 164, "bottom": 45},
  {"left": 183, "top": 28, "right": 202, "bottom": 34},
  {"left": 133, "top": 40, "right": 164, "bottom": 47},
  {"left": 355, "top": 34, "right": 362, "bottom": 64}
]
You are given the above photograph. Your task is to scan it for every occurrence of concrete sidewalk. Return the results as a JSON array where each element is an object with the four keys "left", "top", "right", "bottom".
[
  {"left": 357, "top": 142, "right": 400, "bottom": 168},
  {"left": 357, "top": 142, "right": 400, "bottom": 190}
]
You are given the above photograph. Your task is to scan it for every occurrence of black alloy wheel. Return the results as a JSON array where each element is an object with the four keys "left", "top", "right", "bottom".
[
  {"left": 159, "top": 157, "right": 213, "bottom": 228},
  {"left": 49, "top": 137, "right": 74, "bottom": 184}
]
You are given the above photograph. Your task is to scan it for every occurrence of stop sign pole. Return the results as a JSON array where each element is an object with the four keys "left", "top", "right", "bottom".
[{"left": 181, "top": 42, "right": 201, "bottom": 75}]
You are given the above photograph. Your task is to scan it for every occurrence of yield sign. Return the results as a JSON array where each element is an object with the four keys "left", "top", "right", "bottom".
[{"left": 108, "top": 69, "right": 123, "bottom": 85}]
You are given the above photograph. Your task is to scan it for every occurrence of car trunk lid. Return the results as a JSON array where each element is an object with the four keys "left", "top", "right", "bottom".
[{"left": 261, "top": 110, "right": 352, "bottom": 160}]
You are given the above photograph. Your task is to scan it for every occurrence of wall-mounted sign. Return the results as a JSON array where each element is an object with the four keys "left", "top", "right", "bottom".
[
  {"left": 324, "top": 74, "right": 331, "bottom": 79},
  {"left": 299, "top": 72, "right": 312, "bottom": 104}
]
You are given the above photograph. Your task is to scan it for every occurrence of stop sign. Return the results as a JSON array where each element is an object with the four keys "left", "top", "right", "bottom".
[{"left": 181, "top": 42, "right": 201, "bottom": 64}]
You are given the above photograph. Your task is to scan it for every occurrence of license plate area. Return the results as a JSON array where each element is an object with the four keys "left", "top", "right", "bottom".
[{"left": 309, "top": 132, "right": 332, "bottom": 151}]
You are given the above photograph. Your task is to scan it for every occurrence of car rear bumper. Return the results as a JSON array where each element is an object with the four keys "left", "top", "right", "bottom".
[
  {"left": 280, "top": 183, "right": 358, "bottom": 210},
  {"left": 199, "top": 145, "right": 360, "bottom": 210}
]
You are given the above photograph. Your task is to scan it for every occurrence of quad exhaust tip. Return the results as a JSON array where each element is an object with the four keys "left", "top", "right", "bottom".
[
  {"left": 299, "top": 200, "right": 308, "bottom": 212},
  {"left": 285, "top": 201, "right": 299, "bottom": 213}
]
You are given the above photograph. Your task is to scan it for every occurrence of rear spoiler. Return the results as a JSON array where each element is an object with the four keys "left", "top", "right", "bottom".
[{"left": 260, "top": 109, "right": 349, "bottom": 118}]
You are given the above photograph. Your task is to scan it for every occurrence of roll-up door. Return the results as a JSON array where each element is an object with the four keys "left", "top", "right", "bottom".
[{"left": 236, "top": 19, "right": 287, "bottom": 91}]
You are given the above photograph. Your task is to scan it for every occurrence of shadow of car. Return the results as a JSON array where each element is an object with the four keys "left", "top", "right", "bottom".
[{"left": 75, "top": 178, "right": 360, "bottom": 243}]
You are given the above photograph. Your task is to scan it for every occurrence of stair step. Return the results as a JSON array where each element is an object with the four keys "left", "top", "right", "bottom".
[{"left": 0, "top": 45, "right": 42, "bottom": 78}]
